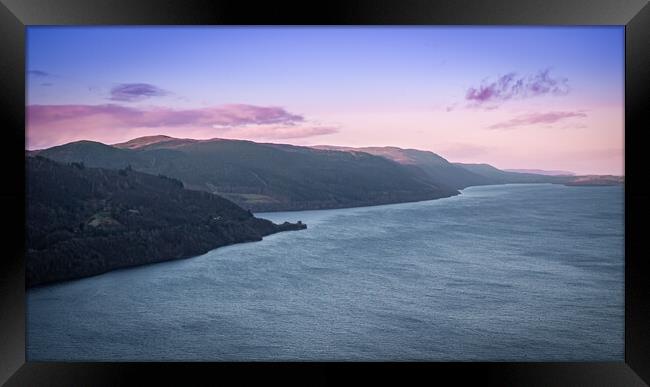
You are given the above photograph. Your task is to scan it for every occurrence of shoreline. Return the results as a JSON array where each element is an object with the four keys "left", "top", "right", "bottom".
[
  {"left": 28, "top": 183, "right": 622, "bottom": 290},
  {"left": 253, "top": 182, "right": 580, "bottom": 216},
  {"left": 250, "top": 180, "right": 623, "bottom": 214},
  {"left": 27, "top": 222, "right": 305, "bottom": 290}
]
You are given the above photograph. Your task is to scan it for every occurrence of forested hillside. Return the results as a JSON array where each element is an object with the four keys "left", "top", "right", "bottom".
[
  {"left": 37, "top": 136, "right": 458, "bottom": 211},
  {"left": 26, "top": 156, "right": 305, "bottom": 287}
]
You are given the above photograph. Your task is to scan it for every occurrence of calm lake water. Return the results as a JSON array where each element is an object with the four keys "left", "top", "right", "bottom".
[{"left": 27, "top": 184, "right": 624, "bottom": 361}]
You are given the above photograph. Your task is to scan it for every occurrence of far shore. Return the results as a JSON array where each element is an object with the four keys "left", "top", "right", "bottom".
[{"left": 255, "top": 181, "right": 623, "bottom": 215}]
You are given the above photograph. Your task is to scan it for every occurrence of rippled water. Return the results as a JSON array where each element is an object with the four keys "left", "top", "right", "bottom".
[{"left": 27, "top": 184, "right": 624, "bottom": 361}]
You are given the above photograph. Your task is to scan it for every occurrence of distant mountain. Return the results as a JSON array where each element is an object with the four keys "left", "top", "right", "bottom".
[
  {"left": 37, "top": 137, "right": 459, "bottom": 212},
  {"left": 453, "top": 163, "right": 570, "bottom": 184},
  {"left": 112, "top": 134, "right": 193, "bottom": 149},
  {"left": 35, "top": 136, "right": 622, "bottom": 214},
  {"left": 26, "top": 156, "right": 305, "bottom": 287},
  {"left": 564, "top": 175, "right": 624, "bottom": 186},
  {"left": 34, "top": 140, "right": 146, "bottom": 169},
  {"left": 503, "top": 168, "right": 575, "bottom": 176},
  {"left": 454, "top": 163, "right": 624, "bottom": 186},
  {"left": 314, "top": 145, "right": 493, "bottom": 189},
  {"left": 313, "top": 146, "right": 620, "bottom": 188}
]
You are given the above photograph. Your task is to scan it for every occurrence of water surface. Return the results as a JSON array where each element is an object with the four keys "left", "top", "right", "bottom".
[{"left": 27, "top": 184, "right": 624, "bottom": 361}]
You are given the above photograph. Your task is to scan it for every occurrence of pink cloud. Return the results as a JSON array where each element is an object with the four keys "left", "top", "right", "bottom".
[
  {"left": 27, "top": 103, "right": 336, "bottom": 149},
  {"left": 28, "top": 103, "right": 304, "bottom": 128},
  {"left": 487, "top": 111, "right": 587, "bottom": 130},
  {"left": 466, "top": 69, "right": 570, "bottom": 107}
]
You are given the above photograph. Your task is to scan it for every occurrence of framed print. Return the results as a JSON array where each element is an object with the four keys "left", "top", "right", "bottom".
[{"left": 1, "top": 0, "right": 649, "bottom": 385}]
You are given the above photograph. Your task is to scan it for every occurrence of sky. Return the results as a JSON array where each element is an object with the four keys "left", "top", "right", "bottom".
[{"left": 26, "top": 26, "right": 624, "bottom": 175}]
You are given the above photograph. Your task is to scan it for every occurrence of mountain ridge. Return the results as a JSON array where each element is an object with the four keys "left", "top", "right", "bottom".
[
  {"left": 36, "top": 136, "right": 460, "bottom": 212},
  {"left": 313, "top": 145, "right": 495, "bottom": 189},
  {"left": 35, "top": 135, "right": 623, "bottom": 213}
]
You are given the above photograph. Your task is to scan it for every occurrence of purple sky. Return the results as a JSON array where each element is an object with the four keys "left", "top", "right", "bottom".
[{"left": 26, "top": 27, "right": 624, "bottom": 175}]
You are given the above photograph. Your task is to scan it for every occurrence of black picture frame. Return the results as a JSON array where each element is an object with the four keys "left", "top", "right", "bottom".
[{"left": 1, "top": 0, "right": 648, "bottom": 385}]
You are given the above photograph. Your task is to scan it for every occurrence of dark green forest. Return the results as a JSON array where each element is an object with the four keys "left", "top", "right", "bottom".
[{"left": 26, "top": 156, "right": 305, "bottom": 287}]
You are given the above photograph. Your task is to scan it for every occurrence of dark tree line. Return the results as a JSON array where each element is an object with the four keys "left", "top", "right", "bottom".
[{"left": 26, "top": 156, "right": 305, "bottom": 287}]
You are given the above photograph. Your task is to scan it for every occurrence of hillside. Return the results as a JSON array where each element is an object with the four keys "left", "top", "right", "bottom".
[
  {"left": 314, "top": 145, "right": 493, "bottom": 189},
  {"left": 35, "top": 136, "right": 622, "bottom": 214},
  {"left": 26, "top": 156, "right": 305, "bottom": 287},
  {"left": 312, "top": 146, "right": 620, "bottom": 188},
  {"left": 453, "top": 163, "right": 571, "bottom": 184},
  {"left": 37, "top": 137, "right": 459, "bottom": 211}
]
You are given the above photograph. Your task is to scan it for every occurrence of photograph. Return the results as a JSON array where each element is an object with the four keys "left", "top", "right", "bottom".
[{"left": 25, "top": 26, "right": 625, "bottom": 362}]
